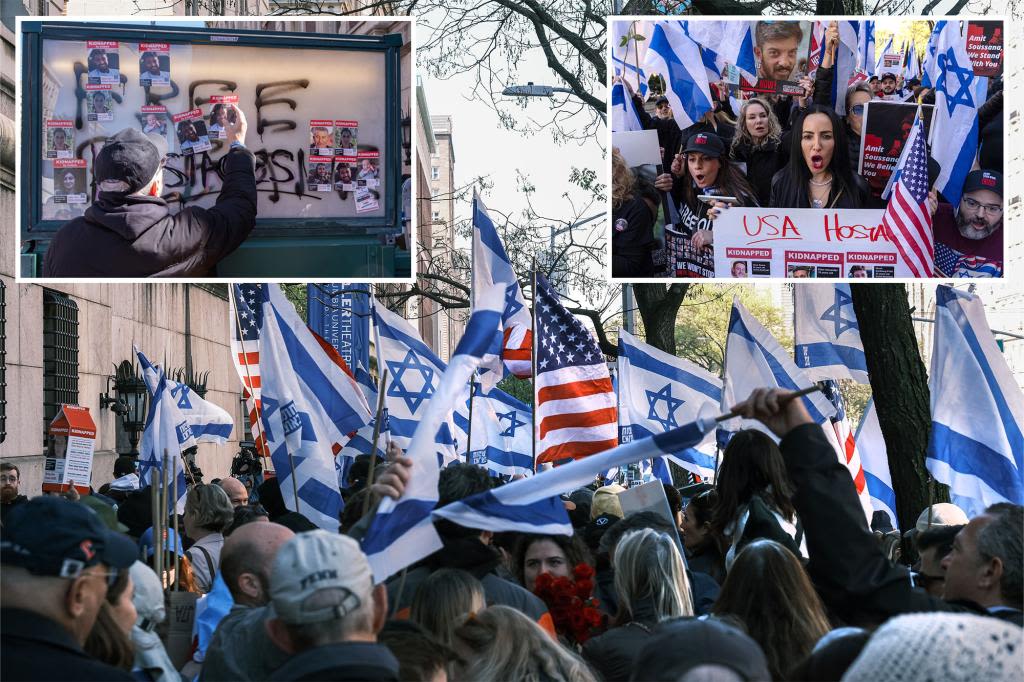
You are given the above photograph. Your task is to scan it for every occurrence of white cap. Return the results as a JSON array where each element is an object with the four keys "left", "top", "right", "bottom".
[
  {"left": 269, "top": 530, "right": 373, "bottom": 626},
  {"left": 915, "top": 503, "right": 969, "bottom": 534}
]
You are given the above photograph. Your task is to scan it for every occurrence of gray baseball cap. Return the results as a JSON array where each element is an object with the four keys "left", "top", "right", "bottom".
[{"left": 269, "top": 530, "right": 373, "bottom": 625}]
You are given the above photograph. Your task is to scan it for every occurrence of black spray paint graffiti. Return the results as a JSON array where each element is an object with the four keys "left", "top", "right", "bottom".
[{"left": 255, "top": 79, "right": 309, "bottom": 139}]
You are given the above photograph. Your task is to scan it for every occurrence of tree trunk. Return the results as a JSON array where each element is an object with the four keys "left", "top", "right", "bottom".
[
  {"left": 634, "top": 284, "right": 689, "bottom": 354},
  {"left": 851, "top": 283, "right": 948, "bottom": 538}
]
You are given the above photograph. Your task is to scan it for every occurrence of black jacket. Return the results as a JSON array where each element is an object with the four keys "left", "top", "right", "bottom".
[
  {"left": 633, "top": 94, "right": 681, "bottom": 171},
  {"left": 1, "top": 494, "right": 28, "bottom": 525},
  {"left": 612, "top": 195, "right": 656, "bottom": 278},
  {"left": 269, "top": 642, "right": 399, "bottom": 681},
  {"left": 768, "top": 167, "right": 870, "bottom": 210},
  {"left": 582, "top": 600, "right": 661, "bottom": 682},
  {"left": 730, "top": 138, "right": 787, "bottom": 208},
  {"left": 43, "top": 146, "right": 257, "bottom": 277},
  {"left": 1, "top": 608, "right": 135, "bottom": 681},
  {"left": 778, "top": 424, "right": 1022, "bottom": 627}
]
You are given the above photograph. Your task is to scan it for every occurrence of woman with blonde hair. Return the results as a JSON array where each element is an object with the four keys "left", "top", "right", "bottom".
[
  {"left": 730, "top": 97, "right": 788, "bottom": 206},
  {"left": 410, "top": 568, "right": 485, "bottom": 647},
  {"left": 581, "top": 528, "right": 693, "bottom": 681},
  {"left": 452, "top": 605, "right": 596, "bottom": 682},
  {"left": 611, "top": 147, "right": 658, "bottom": 277}
]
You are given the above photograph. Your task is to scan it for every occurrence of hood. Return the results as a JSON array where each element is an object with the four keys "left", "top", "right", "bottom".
[
  {"left": 131, "top": 560, "right": 166, "bottom": 625},
  {"left": 84, "top": 192, "right": 170, "bottom": 241}
]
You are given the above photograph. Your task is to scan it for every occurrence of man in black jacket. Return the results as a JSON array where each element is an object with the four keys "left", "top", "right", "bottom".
[
  {"left": 43, "top": 103, "right": 257, "bottom": 277},
  {"left": 733, "top": 387, "right": 1024, "bottom": 628}
]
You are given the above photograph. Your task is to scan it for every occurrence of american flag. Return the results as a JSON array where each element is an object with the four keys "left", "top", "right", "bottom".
[
  {"left": 230, "top": 284, "right": 268, "bottom": 459},
  {"left": 822, "top": 380, "right": 873, "bottom": 520},
  {"left": 882, "top": 110, "right": 934, "bottom": 278},
  {"left": 534, "top": 273, "right": 617, "bottom": 465},
  {"left": 934, "top": 242, "right": 1003, "bottom": 278}
]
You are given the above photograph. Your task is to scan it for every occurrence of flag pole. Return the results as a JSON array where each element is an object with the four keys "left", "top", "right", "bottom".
[
  {"left": 531, "top": 260, "right": 538, "bottom": 472},
  {"left": 466, "top": 373, "right": 476, "bottom": 464},
  {"left": 364, "top": 368, "right": 389, "bottom": 517},
  {"left": 160, "top": 449, "right": 170, "bottom": 590},
  {"left": 631, "top": 21, "right": 642, "bottom": 93},
  {"left": 288, "top": 452, "right": 301, "bottom": 515},
  {"left": 172, "top": 458, "right": 180, "bottom": 592},
  {"left": 230, "top": 286, "right": 270, "bottom": 473},
  {"left": 150, "top": 459, "right": 162, "bottom": 589},
  {"left": 714, "top": 383, "right": 826, "bottom": 423}
]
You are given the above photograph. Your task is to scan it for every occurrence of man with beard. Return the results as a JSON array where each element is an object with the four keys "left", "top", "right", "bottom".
[
  {"left": 87, "top": 49, "right": 117, "bottom": 82},
  {"left": 934, "top": 170, "right": 1004, "bottom": 277},
  {"left": 879, "top": 72, "right": 902, "bottom": 101},
  {"left": 1, "top": 462, "right": 27, "bottom": 525},
  {"left": 753, "top": 21, "right": 808, "bottom": 131},
  {"left": 139, "top": 51, "right": 169, "bottom": 85}
]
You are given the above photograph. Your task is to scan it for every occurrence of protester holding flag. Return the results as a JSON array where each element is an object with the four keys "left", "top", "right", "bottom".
[
  {"left": 611, "top": 148, "right": 659, "bottom": 277},
  {"left": 728, "top": 97, "right": 788, "bottom": 206}
]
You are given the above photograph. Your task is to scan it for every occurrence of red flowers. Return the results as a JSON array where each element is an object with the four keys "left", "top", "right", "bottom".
[{"left": 533, "top": 563, "right": 606, "bottom": 645}]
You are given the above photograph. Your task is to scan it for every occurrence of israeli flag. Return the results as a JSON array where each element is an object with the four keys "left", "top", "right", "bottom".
[
  {"left": 926, "top": 286, "right": 1024, "bottom": 509},
  {"left": 905, "top": 41, "right": 919, "bottom": 81},
  {"left": 137, "top": 351, "right": 192, "bottom": 514},
  {"left": 373, "top": 300, "right": 460, "bottom": 465},
  {"left": 433, "top": 415, "right": 715, "bottom": 535},
  {"left": 794, "top": 284, "right": 869, "bottom": 384},
  {"left": 859, "top": 21, "right": 875, "bottom": 76},
  {"left": 454, "top": 385, "right": 534, "bottom": 477},
  {"left": 921, "top": 21, "right": 979, "bottom": 206},
  {"left": 363, "top": 285, "right": 507, "bottom": 582},
  {"left": 258, "top": 284, "right": 372, "bottom": 531},
  {"left": 856, "top": 399, "right": 898, "bottom": 530},
  {"left": 832, "top": 22, "right": 861, "bottom": 116},
  {"left": 618, "top": 330, "right": 721, "bottom": 481},
  {"left": 612, "top": 19, "right": 649, "bottom": 97},
  {"left": 643, "top": 21, "right": 714, "bottom": 131},
  {"left": 472, "top": 192, "right": 532, "bottom": 383},
  {"left": 137, "top": 348, "right": 233, "bottom": 444},
  {"left": 336, "top": 359, "right": 390, "bottom": 488},
  {"left": 684, "top": 20, "right": 756, "bottom": 82},
  {"left": 612, "top": 81, "right": 644, "bottom": 133},
  {"left": 722, "top": 299, "right": 837, "bottom": 440},
  {"left": 875, "top": 34, "right": 893, "bottom": 76}
]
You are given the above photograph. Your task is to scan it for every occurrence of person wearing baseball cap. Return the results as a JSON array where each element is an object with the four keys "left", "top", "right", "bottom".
[
  {"left": 933, "top": 170, "right": 1004, "bottom": 277},
  {"left": 1, "top": 496, "right": 137, "bottom": 681},
  {"left": 265, "top": 531, "right": 399, "bottom": 681},
  {"left": 43, "top": 103, "right": 257, "bottom": 278}
]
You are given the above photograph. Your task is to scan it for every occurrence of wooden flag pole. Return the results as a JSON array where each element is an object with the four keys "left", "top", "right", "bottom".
[
  {"left": 465, "top": 373, "right": 476, "bottom": 464},
  {"left": 288, "top": 452, "right": 301, "bottom": 515},
  {"left": 150, "top": 458, "right": 162, "bottom": 589},
  {"left": 364, "top": 369, "right": 389, "bottom": 517},
  {"left": 160, "top": 450, "right": 170, "bottom": 590},
  {"left": 172, "top": 458, "right": 180, "bottom": 592},
  {"left": 230, "top": 286, "right": 270, "bottom": 473},
  {"left": 713, "top": 383, "right": 826, "bottom": 423}
]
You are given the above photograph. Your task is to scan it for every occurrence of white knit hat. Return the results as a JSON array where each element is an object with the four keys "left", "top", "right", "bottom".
[{"left": 842, "top": 613, "right": 1024, "bottom": 682}]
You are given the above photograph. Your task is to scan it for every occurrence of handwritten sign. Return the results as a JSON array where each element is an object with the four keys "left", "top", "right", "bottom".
[{"left": 713, "top": 207, "right": 913, "bottom": 278}]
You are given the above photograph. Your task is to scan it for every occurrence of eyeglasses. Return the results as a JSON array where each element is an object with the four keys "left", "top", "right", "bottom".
[
  {"left": 962, "top": 197, "right": 1003, "bottom": 215},
  {"left": 0, "top": 475, "right": 18, "bottom": 483},
  {"left": 849, "top": 104, "right": 865, "bottom": 116}
]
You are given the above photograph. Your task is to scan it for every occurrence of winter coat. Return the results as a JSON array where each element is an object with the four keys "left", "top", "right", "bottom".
[
  {"left": 730, "top": 138, "right": 787, "bottom": 207},
  {"left": 768, "top": 167, "right": 870, "bottom": 209}
]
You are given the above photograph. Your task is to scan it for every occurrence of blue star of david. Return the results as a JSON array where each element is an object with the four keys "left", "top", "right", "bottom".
[
  {"left": 820, "top": 288, "right": 859, "bottom": 338},
  {"left": 386, "top": 350, "right": 436, "bottom": 413},
  {"left": 260, "top": 394, "right": 316, "bottom": 469},
  {"left": 936, "top": 47, "right": 975, "bottom": 117},
  {"left": 498, "top": 410, "right": 527, "bottom": 438},
  {"left": 170, "top": 383, "right": 193, "bottom": 410},
  {"left": 646, "top": 384, "right": 685, "bottom": 431},
  {"left": 504, "top": 284, "right": 524, "bottom": 320}
]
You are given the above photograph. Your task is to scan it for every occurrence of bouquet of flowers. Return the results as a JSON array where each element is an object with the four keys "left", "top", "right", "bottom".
[{"left": 533, "top": 563, "right": 606, "bottom": 645}]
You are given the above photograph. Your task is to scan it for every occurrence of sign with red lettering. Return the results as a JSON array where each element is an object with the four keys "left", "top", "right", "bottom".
[
  {"left": 712, "top": 208, "right": 911, "bottom": 278},
  {"left": 966, "top": 22, "right": 1003, "bottom": 77},
  {"left": 739, "top": 78, "right": 805, "bottom": 97}
]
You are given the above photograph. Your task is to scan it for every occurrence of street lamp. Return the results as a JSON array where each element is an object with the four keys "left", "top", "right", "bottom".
[
  {"left": 401, "top": 113, "right": 412, "bottom": 166},
  {"left": 502, "top": 82, "right": 607, "bottom": 124},
  {"left": 99, "top": 360, "right": 149, "bottom": 457}
]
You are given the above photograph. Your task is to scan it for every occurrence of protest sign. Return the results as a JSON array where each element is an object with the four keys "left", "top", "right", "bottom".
[
  {"left": 966, "top": 21, "right": 1003, "bottom": 77},
  {"left": 613, "top": 129, "right": 662, "bottom": 168},
  {"left": 86, "top": 40, "right": 120, "bottom": 85},
  {"left": 173, "top": 108, "right": 212, "bottom": 154},
  {"left": 138, "top": 42, "right": 170, "bottom": 86},
  {"left": 53, "top": 159, "right": 87, "bottom": 204},
  {"left": 43, "top": 405, "right": 97, "bottom": 494},
  {"left": 712, "top": 207, "right": 912, "bottom": 278},
  {"left": 207, "top": 95, "right": 238, "bottom": 139},
  {"left": 618, "top": 480, "right": 685, "bottom": 556},
  {"left": 880, "top": 52, "right": 903, "bottom": 71},
  {"left": 859, "top": 101, "right": 933, "bottom": 200},
  {"left": 739, "top": 78, "right": 805, "bottom": 97}
]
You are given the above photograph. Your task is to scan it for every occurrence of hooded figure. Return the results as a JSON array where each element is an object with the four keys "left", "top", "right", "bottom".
[{"left": 129, "top": 561, "right": 183, "bottom": 682}]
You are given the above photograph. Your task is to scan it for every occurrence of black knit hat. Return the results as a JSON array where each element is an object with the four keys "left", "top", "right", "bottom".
[{"left": 95, "top": 128, "right": 166, "bottom": 193}]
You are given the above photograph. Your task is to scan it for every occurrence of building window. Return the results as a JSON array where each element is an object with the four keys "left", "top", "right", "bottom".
[
  {"left": 42, "top": 290, "right": 79, "bottom": 437},
  {"left": 432, "top": 210, "right": 441, "bottom": 221},
  {"left": 0, "top": 280, "right": 6, "bottom": 444},
  {"left": 431, "top": 166, "right": 439, "bottom": 180}
]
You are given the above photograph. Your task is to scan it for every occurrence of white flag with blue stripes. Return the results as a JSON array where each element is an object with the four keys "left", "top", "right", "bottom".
[
  {"left": 611, "top": 81, "right": 644, "bottom": 133},
  {"left": 612, "top": 19, "right": 648, "bottom": 97},
  {"left": 362, "top": 285, "right": 506, "bottom": 582},
  {"left": 875, "top": 34, "right": 893, "bottom": 75},
  {"left": 722, "top": 299, "right": 837, "bottom": 439},
  {"left": 921, "top": 21, "right": 979, "bottom": 206},
  {"left": 137, "top": 350, "right": 233, "bottom": 445},
  {"left": 856, "top": 399, "right": 898, "bottom": 530},
  {"left": 432, "top": 415, "right": 716, "bottom": 536},
  {"left": 336, "top": 359, "right": 390, "bottom": 488},
  {"left": 858, "top": 21, "right": 875, "bottom": 76},
  {"left": 643, "top": 21, "right": 714, "bottom": 131},
  {"left": 832, "top": 21, "right": 861, "bottom": 116},
  {"left": 618, "top": 330, "right": 721, "bottom": 481},
  {"left": 258, "top": 284, "right": 372, "bottom": 531},
  {"left": 454, "top": 385, "right": 534, "bottom": 477},
  {"left": 794, "top": 284, "right": 869, "bottom": 384},
  {"left": 926, "top": 286, "right": 1024, "bottom": 509},
  {"left": 137, "top": 348, "right": 192, "bottom": 514}
]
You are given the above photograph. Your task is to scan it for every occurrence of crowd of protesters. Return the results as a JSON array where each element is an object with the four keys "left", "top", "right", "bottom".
[
  {"left": 1, "top": 388, "right": 1021, "bottom": 681},
  {"left": 612, "top": 20, "right": 1005, "bottom": 279}
]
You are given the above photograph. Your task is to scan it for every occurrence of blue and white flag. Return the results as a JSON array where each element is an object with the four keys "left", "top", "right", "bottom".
[
  {"left": 137, "top": 349, "right": 233, "bottom": 444},
  {"left": 926, "top": 286, "right": 1024, "bottom": 508},
  {"left": 875, "top": 34, "right": 893, "bottom": 75},
  {"left": 454, "top": 385, "right": 534, "bottom": 477},
  {"left": 472, "top": 192, "right": 532, "bottom": 383},
  {"left": 336, "top": 359, "right": 390, "bottom": 488},
  {"left": 643, "top": 21, "right": 714, "bottom": 130},
  {"left": 258, "top": 284, "right": 372, "bottom": 531},
  {"left": 921, "top": 21, "right": 979, "bottom": 207},
  {"left": 432, "top": 415, "right": 716, "bottom": 536},
  {"left": 137, "top": 349, "right": 192, "bottom": 514},
  {"left": 794, "top": 284, "right": 869, "bottom": 384},
  {"left": 618, "top": 329, "right": 721, "bottom": 481},
  {"left": 611, "top": 81, "right": 644, "bottom": 133},
  {"left": 362, "top": 285, "right": 506, "bottom": 582},
  {"left": 856, "top": 399, "right": 898, "bottom": 530},
  {"left": 905, "top": 41, "right": 920, "bottom": 81},
  {"left": 832, "top": 21, "right": 861, "bottom": 116},
  {"left": 684, "top": 20, "right": 757, "bottom": 82},
  {"left": 858, "top": 21, "right": 875, "bottom": 76},
  {"left": 612, "top": 19, "right": 648, "bottom": 97},
  {"left": 722, "top": 299, "right": 837, "bottom": 440}
]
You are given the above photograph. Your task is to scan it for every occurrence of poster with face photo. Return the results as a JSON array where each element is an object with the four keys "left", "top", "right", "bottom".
[
  {"left": 54, "top": 159, "right": 88, "bottom": 205},
  {"left": 45, "top": 120, "right": 74, "bottom": 159},
  {"left": 356, "top": 151, "right": 380, "bottom": 188},
  {"left": 354, "top": 186, "right": 380, "bottom": 213},
  {"left": 139, "top": 43, "right": 171, "bottom": 86},
  {"left": 87, "top": 41, "right": 120, "bottom": 85},
  {"left": 307, "top": 156, "right": 334, "bottom": 192},
  {"left": 208, "top": 95, "right": 238, "bottom": 139},
  {"left": 173, "top": 108, "right": 212, "bottom": 155},
  {"left": 334, "top": 120, "right": 358, "bottom": 155},
  {"left": 86, "top": 85, "right": 114, "bottom": 122},
  {"left": 333, "top": 156, "right": 357, "bottom": 191},
  {"left": 140, "top": 105, "right": 168, "bottom": 136},
  {"left": 310, "top": 120, "right": 334, "bottom": 155}
]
